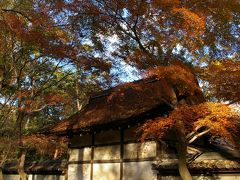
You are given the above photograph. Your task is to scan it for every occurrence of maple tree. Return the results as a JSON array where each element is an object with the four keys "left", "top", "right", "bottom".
[
  {"left": 0, "top": 134, "right": 68, "bottom": 180},
  {"left": 61, "top": 2, "right": 239, "bottom": 178},
  {"left": 0, "top": 0, "right": 239, "bottom": 180},
  {"left": 197, "top": 60, "right": 240, "bottom": 104},
  {"left": 59, "top": 0, "right": 239, "bottom": 68},
  {"left": 140, "top": 100, "right": 240, "bottom": 180},
  {"left": 0, "top": 1, "right": 73, "bottom": 179},
  {"left": 0, "top": 62, "right": 71, "bottom": 180},
  {"left": 138, "top": 64, "right": 240, "bottom": 179},
  {"left": 106, "top": 63, "right": 240, "bottom": 179},
  {"left": 0, "top": 64, "right": 105, "bottom": 180},
  {"left": 0, "top": 2, "right": 112, "bottom": 179}
]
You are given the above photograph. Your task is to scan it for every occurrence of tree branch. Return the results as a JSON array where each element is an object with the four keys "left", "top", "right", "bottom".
[
  {"left": 188, "top": 129, "right": 210, "bottom": 144},
  {"left": 186, "top": 125, "right": 202, "bottom": 140},
  {"left": 228, "top": 97, "right": 240, "bottom": 105},
  {"left": 30, "top": 105, "right": 48, "bottom": 113},
  {"left": 1, "top": 8, "right": 32, "bottom": 22}
]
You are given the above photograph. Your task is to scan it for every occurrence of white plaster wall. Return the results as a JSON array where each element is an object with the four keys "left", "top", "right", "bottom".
[
  {"left": 161, "top": 175, "right": 240, "bottom": 180},
  {"left": 3, "top": 175, "right": 20, "bottom": 180},
  {"left": 93, "top": 163, "right": 120, "bottom": 180},
  {"left": 68, "top": 164, "right": 91, "bottom": 180},
  {"left": 28, "top": 174, "right": 66, "bottom": 180},
  {"left": 94, "top": 145, "right": 120, "bottom": 160},
  {"left": 123, "top": 161, "right": 157, "bottom": 180},
  {"left": 3, "top": 174, "right": 66, "bottom": 180},
  {"left": 69, "top": 148, "right": 92, "bottom": 161},
  {"left": 124, "top": 141, "right": 156, "bottom": 159}
]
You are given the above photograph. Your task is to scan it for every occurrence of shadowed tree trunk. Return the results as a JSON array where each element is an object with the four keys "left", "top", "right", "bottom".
[
  {"left": 167, "top": 90, "right": 193, "bottom": 180},
  {"left": 0, "top": 166, "right": 3, "bottom": 180},
  {"left": 174, "top": 98, "right": 193, "bottom": 180},
  {"left": 176, "top": 123, "right": 193, "bottom": 180},
  {"left": 15, "top": 111, "right": 27, "bottom": 180},
  {"left": 0, "top": 153, "right": 9, "bottom": 180},
  {"left": 18, "top": 149, "right": 27, "bottom": 180}
]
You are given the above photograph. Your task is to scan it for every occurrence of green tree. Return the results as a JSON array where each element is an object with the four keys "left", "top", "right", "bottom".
[
  {"left": 0, "top": 1, "right": 112, "bottom": 178},
  {"left": 0, "top": 1, "right": 74, "bottom": 179}
]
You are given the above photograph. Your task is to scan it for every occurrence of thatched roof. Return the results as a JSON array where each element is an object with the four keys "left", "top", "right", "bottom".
[{"left": 51, "top": 77, "right": 204, "bottom": 135}]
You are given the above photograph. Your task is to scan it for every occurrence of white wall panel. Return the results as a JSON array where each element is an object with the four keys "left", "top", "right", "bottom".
[
  {"left": 3, "top": 175, "right": 20, "bottom": 180},
  {"left": 123, "top": 161, "right": 157, "bottom": 180},
  {"left": 93, "top": 163, "right": 120, "bottom": 180},
  {"left": 68, "top": 164, "right": 91, "bottom": 180},
  {"left": 69, "top": 148, "right": 91, "bottom": 161},
  {"left": 94, "top": 145, "right": 120, "bottom": 160},
  {"left": 28, "top": 174, "right": 66, "bottom": 180},
  {"left": 124, "top": 141, "right": 156, "bottom": 159}
]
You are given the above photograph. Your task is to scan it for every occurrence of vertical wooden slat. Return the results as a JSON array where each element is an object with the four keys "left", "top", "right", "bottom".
[
  {"left": 156, "top": 141, "right": 162, "bottom": 158},
  {"left": 157, "top": 141, "right": 162, "bottom": 180},
  {"left": 90, "top": 132, "right": 94, "bottom": 180},
  {"left": 120, "top": 128, "right": 124, "bottom": 180}
]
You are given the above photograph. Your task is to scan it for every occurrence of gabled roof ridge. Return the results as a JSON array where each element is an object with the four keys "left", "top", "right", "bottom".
[{"left": 89, "top": 76, "right": 158, "bottom": 100}]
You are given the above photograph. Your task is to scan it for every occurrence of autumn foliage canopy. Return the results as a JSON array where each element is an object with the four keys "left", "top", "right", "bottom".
[
  {"left": 0, "top": 0, "right": 239, "bottom": 179},
  {"left": 140, "top": 102, "right": 240, "bottom": 145}
]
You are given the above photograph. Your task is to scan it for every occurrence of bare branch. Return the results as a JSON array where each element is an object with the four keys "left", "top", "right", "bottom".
[
  {"left": 228, "top": 97, "right": 240, "bottom": 105},
  {"left": 30, "top": 105, "right": 48, "bottom": 113},
  {"left": 188, "top": 129, "right": 210, "bottom": 144},
  {"left": 186, "top": 125, "right": 202, "bottom": 140}
]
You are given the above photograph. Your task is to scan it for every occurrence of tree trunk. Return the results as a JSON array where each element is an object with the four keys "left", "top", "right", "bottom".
[
  {"left": 75, "top": 66, "right": 83, "bottom": 111},
  {"left": 76, "top": 85, "right": 82, "bottom": 111},
  {"left": 0, "top": 143, "right": 12, "bottom": 180},
  {"left": 0, "top": 167, "right": 3, "bottom": 180},
  {"left": 176, "top": 123, "right": 193, "bottom": 180},
  {"left": 0, "top": 160, "right": 5, "bottom": 180},
  {"left": 18, "top": 151, "right": 27, "bottom": 180},
  {"left": 15, "top": 113, "right": 27, "bottom": 180}
]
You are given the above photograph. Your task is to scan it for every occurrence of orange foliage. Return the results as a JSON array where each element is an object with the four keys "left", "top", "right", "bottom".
[
  {"left": 152, "top": 0, "right": 181, "bottom": 8},
  {"left": 140, "top": 117, "right": 175, "bottom": 141},
  {"left": 23, "top": 134, "right": 68, "bottom": 158},
  {"left": 15, "top": 91, "right": 69, "bottom": 113},
  {"left": 145, "top": 64, "right": 201, "bottom": 96},
  {"left": 44, "top": 92, "right": 69, "bottom": 105},
  {"left": 171, "top": 7, "right": 205, "bottom": 49},
  {"left": 14, "top": 90, "right": 31, "bottom": 100},
  {"left": 140, "top": 102, "right": 240, "bottom": 144},
  {"left": 198, "top": 60, "right": 240, "bottom": 104},
  {"left": 0, "top": 4, "right": 74, "bottom": 60},
  {"left": 107, "top": 64, "right": 202, "bottom": 109},
  {"left": 194, "top": 102, "right": 239, "bottom": 142}
]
